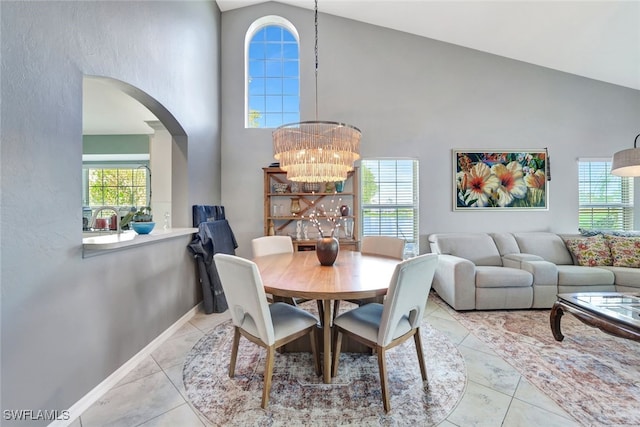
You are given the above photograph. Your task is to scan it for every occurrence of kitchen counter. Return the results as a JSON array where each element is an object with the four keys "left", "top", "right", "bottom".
[{"left": 82, "top": 227, "right": 197, "bottom": 257}]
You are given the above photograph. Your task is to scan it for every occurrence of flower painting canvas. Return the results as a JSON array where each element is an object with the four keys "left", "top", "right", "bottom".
[{"left": 454, "top": 150, "right": 548, "bottom": 210}]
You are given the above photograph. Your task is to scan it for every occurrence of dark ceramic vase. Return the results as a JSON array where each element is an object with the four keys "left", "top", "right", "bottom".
[{"left": 316, "top": 237, "right": 339, "bottom": 266}]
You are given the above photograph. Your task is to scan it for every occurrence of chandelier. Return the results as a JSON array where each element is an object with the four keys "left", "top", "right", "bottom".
[{"left": 272, "top": 0, "right": 361, "bottom": 183}]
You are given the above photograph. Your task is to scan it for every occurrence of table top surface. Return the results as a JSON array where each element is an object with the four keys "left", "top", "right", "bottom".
[
  {"left": 253, "top": 250, "right": 400, "bottom": 300},
  {"left": 557, "top": 292, "right": 640, "bottom": 327}
]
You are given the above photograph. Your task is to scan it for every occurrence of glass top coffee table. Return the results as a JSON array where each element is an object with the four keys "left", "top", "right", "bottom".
[{"left": 550, "top": 292, "right": 640, "bottom": 342}]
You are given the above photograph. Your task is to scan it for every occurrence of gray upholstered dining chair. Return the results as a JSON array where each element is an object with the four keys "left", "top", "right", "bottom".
[
  {"left": 331, "top": 253, "right": 438, "bottom": 412},
  {"left": 213, "top": 253, "right": 321, "bottom": 408},
  {"left": 251, "top": 235, "right": 294, "bottom": 257}
]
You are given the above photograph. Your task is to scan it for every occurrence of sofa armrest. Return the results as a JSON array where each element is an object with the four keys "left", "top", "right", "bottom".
[
  {"left": 502, "top": 253, "right": 544, "bottom": 269},
  {"left": 432, "top": 254, "right": 476, "bottom": 310},
  {"left": 520, "top": 260, "right": 558, "bottom": 286}
]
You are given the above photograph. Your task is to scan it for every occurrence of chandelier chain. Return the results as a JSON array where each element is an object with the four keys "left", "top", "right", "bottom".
[{"left": 314, "top": 0, "right": 319, "bottom": 121}]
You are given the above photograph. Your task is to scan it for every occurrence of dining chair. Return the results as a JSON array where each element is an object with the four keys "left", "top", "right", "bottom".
[
  {"left": 251, "top": 235, "right": 294, "bottom": 257},
  {"left": 361, "top": 235, "right": 406, "bottom": 259},
  {"left": 331, "top": 253, "right": 438, "bottom": 412},
  {"left": 333, "top": 236, "right": 406, "bottom": 317},
  {"left": 251, "top": 235, "right": 312, "bottom": 306},
  {"left": 213, "top": 253, "right": 321, "bottom": 408}
]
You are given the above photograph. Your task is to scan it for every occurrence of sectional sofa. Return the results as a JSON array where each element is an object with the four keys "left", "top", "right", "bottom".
[{"left": 428, "top": 231, "right": 640, "bottom": 310}]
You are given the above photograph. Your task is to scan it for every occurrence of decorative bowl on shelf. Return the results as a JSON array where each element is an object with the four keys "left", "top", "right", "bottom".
[
  {"left": 131, "top": 221, "right": 155, "bottom": 235},
  {"left": 273, "top": 183, "right": 288, "bottom": 193}
]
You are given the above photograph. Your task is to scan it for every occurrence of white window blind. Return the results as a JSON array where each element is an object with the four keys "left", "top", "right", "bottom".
[
  {"left": 578, "top": 159, "right": 633, "bottom": 230},
  {"left": 361, "top": 159, "right": 419, "bottom": 256}
]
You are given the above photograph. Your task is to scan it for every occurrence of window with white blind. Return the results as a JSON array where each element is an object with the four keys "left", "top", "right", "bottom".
[
  {"left": 360, "top": 159, "right": 419, "bottom": 257},
  {"left": 578, "top": 159, "right": 634, "bottom": 230}
]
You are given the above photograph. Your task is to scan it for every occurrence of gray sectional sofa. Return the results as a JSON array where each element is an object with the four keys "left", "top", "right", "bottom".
[{"left": 428, "top": 231, "right": 640, "bottom": 310}]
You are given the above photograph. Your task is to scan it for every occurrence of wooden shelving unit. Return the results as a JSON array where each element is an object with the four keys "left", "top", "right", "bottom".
[{"left": 263, "top": 167, "right": 360, "bottom": 251}]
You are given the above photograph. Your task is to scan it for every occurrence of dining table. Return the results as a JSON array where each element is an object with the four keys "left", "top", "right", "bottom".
[{"left": 253, "top": 249, "right": 400, "bottom": 383}]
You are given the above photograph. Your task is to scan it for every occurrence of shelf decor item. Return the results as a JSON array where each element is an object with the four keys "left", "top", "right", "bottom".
[
  {"left": 334, "top": 181, "right": 344, "bottom": 193},
  {"left": 271, "top": 0, "right": 361, "bottom": 183},
  {"left": 316, "top": 236, "right": 339, "bottom": 266},
  {"left": 290, "top": 197, "right": 302, "bottom": 215}
]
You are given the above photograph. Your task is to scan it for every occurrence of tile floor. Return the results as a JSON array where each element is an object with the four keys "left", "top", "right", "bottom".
[{"left": 76, "top": 296, "right": 581, "bottom": 427}]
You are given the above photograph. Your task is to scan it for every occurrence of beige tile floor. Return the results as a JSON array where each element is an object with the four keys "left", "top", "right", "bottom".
[{"left": 76, "top": 296, "right": 581, "bottom": 427}]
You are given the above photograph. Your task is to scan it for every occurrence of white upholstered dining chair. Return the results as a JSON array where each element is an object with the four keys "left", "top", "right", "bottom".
[
  {"left": 331, "top": 253, "right": 438, "bottom": 412},
  {"left": 361, "top": 235, "right": 406, "bottom": 259},
  {"left": 213, "top": 253, "right": 321, "bottom": 408},
  {"left": 334, "top": 236, "right": 406, "bottom": 317},
  {"left": 251, "top": 235, "right": 294, "bottom": 257}
]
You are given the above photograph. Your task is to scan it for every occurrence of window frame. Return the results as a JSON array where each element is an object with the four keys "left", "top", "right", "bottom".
[
  {"left": 360, "top": 158, "right": 419, "bottom": 257},
  {"left": 245, "top": 16, "right": 300, "bottom": 129},
  {"left": 82, "top": 161, "right": 150, "bottom": 210},
  {"left": 578, "top": 158, "right": 634, "bottom": 231}
]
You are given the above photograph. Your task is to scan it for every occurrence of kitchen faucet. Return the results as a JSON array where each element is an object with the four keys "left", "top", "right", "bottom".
[{"left": 90, "top": 206, "right": 121, "bottom": 233}]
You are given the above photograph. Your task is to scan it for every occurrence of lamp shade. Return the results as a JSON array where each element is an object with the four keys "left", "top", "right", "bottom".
[
  {"left": 273, "top": 121, "right": 361, "bottom": 182},
  {"left": 611, "top": 133, "right": 640, "bottom": 177}
]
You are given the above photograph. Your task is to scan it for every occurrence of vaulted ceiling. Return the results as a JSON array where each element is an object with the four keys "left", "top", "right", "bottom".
[
  {"left": 217, "top": 0, "right": 640, "bottom": 91},
  {"left": 84, "top": 0, "right": 639, "bottom": 135}
]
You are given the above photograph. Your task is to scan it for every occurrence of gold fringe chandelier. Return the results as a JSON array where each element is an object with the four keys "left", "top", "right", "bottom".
[{"left": 272, "top": 0, "right": 361, "bottom": 183}]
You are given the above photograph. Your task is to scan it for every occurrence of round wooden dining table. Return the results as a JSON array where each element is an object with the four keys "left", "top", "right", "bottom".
[{"left": 253, "top": 250, "right": 400, "bottom": 383}]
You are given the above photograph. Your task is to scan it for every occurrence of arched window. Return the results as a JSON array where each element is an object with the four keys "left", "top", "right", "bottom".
[{"left": 246, "top": 16, "right": 299, "bottom": 128}]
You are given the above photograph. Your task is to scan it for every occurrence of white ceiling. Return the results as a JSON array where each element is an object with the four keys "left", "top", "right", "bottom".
[{"left": 84, "top": 0, "right": 639, "bottom": 135}]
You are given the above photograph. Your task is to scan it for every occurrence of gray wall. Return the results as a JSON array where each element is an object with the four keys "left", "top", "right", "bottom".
[
  {"left": 220, "top": 2, "right": 640, "bottom": 258},
  {"left": 1, "top": 1, "right": 220, "bottom": 423}
]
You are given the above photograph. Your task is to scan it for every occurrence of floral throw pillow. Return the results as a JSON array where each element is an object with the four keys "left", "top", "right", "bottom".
[
  {"left": 564, "top": 235, "right": 612, "bottom": 267},
  {"left": 604, "top": 235, "right": 640, "bottom": 268}
]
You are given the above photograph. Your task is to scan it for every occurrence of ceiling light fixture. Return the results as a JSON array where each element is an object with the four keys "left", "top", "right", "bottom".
[
  {"left": 611, "top": 133, "right": 640, "bottom": 176},
  {"left": 272, "top": 0, "right": 361, "bottom": 183}
]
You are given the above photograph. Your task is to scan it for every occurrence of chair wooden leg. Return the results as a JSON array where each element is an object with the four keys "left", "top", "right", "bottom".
[
  {"left": 262, "top": 345, "right": 276, "bottom": 409},
  {"left": 309, "top": 326, "right": 321, "bottom": 376},
  {"left": 331, "top": 330, "right": 343, "bottom": 377},
  {"left": 377, "top": 346, "right": 391, "bottom": 412},
  {"left": 413, "top": 327, "right": 428, "bottom": 381},
  {"left": 332, "top": 300, "right": 341, "bottom": 321},
  {"left": 229, "top": 327, "right": 241, "bottom": 377}
]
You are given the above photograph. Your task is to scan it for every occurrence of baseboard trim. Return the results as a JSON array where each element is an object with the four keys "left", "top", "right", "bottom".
[{"left": 48, "top": 303, "right": 202, "bottom": 427}]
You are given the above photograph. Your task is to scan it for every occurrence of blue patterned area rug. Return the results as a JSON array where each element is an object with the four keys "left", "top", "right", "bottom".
[{"left": 183, "top": 317, "right": 466, "bottom": 426}]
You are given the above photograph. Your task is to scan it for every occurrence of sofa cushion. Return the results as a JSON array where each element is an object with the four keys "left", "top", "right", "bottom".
[
  {"left": 599, "top": 266, "right": 640, "bottom": 288},
  {"left": 556, "top": 265, "right": 615, "bottom": 286},
  {"left": 475, "top": 266, "right": 533, "bottom": 288},
  {"left": 564, "top": 234, "right": 612, "bottom": 267},
  {"left": 429, "top": 233, "right": 502, "bottom": 266},
  {"left": 512, "top": 232, "right": 574, "bottom": 265},
  {"left": 490, "top": 232, "right": 521, "bottom": 256},
  {"left": 604, "top": 235, "right": 640, "bottom": 268}
]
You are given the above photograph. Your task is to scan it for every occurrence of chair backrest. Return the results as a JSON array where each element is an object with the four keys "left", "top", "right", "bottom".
[
  {"left": 213, "top": 253, "right": 275, "bottom": 345},
  {"left": 251, "top": 236, "right": 294, "bottom": 257},
  {"left": 361, "top": 236, "right": 405, "bottom": 260},
  {"left": 378, "top": 253, "right": 438, "bottom": 346}
]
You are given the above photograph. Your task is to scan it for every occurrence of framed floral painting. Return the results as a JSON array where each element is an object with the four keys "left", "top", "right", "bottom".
[{"left": 454, "top": 149, "right": 548, "bottom": 210}]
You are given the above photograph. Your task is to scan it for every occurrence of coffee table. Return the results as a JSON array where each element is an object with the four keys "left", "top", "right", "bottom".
[{"left": 550, "top": 292, "right": 640, "bottom": 342}]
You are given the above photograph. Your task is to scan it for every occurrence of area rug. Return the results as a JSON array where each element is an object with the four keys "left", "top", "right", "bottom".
[
  {"left": 183, "top": 317, "right": 466, "bottom": 426},
  {"left": 437, "top": 299, "right": 640, "bottom": 426}
]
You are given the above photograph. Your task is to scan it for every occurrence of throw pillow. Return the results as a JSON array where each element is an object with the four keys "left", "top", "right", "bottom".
[
  {"left": 604, "top": 235, "right": 640, "bottom": 268},
  {"left": 564, "top": 235, "right": 612, "bottom": 267}
]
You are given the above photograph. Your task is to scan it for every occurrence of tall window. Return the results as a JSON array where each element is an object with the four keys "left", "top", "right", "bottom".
[
  {"left": 361, "top": 159, "right": 419, "bottom": 257},
  {"left": 578, "top": 159, "right": 634, "bottom": 230},
  {"left": 83, "top": 165, "right": 149, "bottom": 208},
  {"left": 246, "top": 17, "right": 299, "bottom": 128}
]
